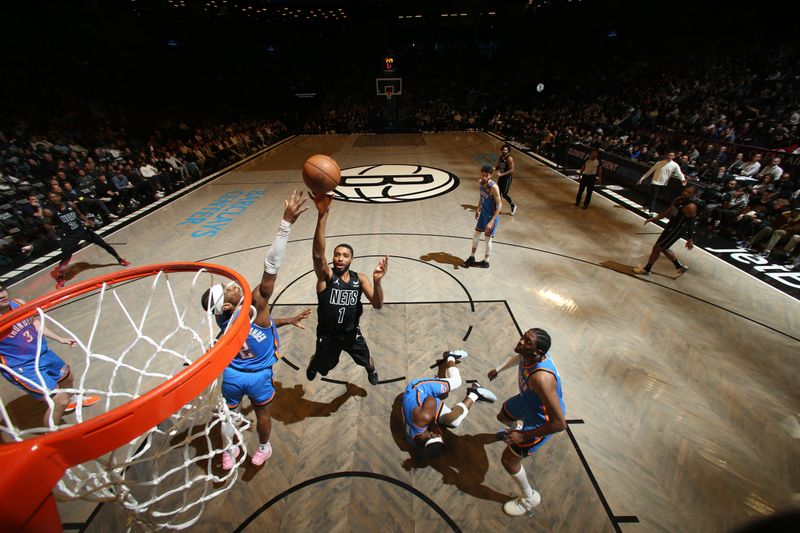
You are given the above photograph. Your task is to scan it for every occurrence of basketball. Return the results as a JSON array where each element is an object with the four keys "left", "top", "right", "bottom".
[{"left": 302, "top": 154, "right": 341, "bottom": 194}]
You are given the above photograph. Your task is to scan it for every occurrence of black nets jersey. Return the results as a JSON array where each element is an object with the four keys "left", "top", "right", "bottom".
[
  {"left": 317, "top": 270, "right": 363, "bottom": 336},
  {"left": 54, "top": 204, "right": 85, "bottom": 237},
  {"left": 666, "top": 197, "right": 694, "bottom": 229},
  {"left": 498, "top": 154, "right": 512, "bottom": 176}
]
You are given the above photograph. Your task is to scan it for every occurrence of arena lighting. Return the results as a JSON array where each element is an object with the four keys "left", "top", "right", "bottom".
[{"left": 536, "top": 289, "right": 578, "bottom": 313}]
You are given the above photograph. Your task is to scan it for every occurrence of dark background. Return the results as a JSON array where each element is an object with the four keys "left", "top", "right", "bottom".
[{"left": 2, "top": 0, "right": 795, "bottom": 130}]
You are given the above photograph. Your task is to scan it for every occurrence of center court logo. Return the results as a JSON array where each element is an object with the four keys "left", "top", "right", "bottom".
[{"left": 333, "top": 164, "right": 459, "bottom": 203}]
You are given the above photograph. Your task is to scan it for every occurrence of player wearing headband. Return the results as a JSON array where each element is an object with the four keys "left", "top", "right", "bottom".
[
  {"left": 402, "top": 350, "right": 497, "bottom": 460},
  {"left": 200, "top": 191, "right": 311, "bottom": 469}
]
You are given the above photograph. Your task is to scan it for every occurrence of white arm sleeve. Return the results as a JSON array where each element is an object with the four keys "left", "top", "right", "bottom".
[{"left": 264, "top": 220, "right": 292, "bottom": 274}]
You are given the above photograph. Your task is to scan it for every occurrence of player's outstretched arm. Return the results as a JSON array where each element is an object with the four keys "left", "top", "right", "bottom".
[
  {"left": 360, "top": 255, "right": 388, "bottom": 309},
  {"left": 487, "top": 353, "right": 520, "bottom": 381},
  {"left": 33, "top": 315, "right": 77, "bottom": 347},
  {"left": 644, "top": 202, "right": 673, "bottom": 225},
  {"left": 311, "top": 192, "right": 333, "bottom": 285},
  {"left": 272, "top": 308, "right": 312, "bottom": 329},
  {"left": 253, "top": 191, "right": 308, "bottom": 325},
  {"left": 636, "top": 162, "right": 657, "bottom": 185}
]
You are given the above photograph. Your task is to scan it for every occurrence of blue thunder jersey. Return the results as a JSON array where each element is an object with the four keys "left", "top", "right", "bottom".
[
  {"left": 228, "top": 313, "right": 280, "bottom": 372},
  {"left": 402, "top": 378, "right": 450, "bottom": 444},
  {"left": 0, "top": 300, "right": 49, "bottom": 369},
  {"left": 518, "top": 354, "right": 565, "bottom": 426},
  {"left": 479, "top": 179, "right": 498, "bottom": 214}
]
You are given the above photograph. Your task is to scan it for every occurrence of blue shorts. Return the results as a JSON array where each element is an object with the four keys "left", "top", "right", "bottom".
[
  {"left": 475, "top": 211, "right": 498, "bottom": 236},
  {"left": 502, "top": 394, "right": 552, "bottom": 457},
  {"left": 221, "top": 366, "right": 275, "bottom": 409},
  {"left": 1, "top": 349, "right": 70, "bottom": 400}
]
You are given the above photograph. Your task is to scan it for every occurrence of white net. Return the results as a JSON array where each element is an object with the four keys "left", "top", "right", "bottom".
[{"left": 0, "top": 268, "right": 250, "bottom": 530}]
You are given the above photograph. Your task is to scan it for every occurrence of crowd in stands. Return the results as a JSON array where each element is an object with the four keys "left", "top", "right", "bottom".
[
  {"left": 298, "top": 40, "right": 800, "bottom": 267},
  {"left": 0, "top": 118, "right": 286, "bottom": 273},
  {"left": 4, "top": 32, "right": 800, "bottom": 275}
]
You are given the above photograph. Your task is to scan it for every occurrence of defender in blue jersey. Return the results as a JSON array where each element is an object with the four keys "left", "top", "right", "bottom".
[
  {"left": 306, "top": 191, "right": 388, "bottom": 385},
  {"left": 464, "top": 164, "right": 502, "bottom": 269},
  {"left": 200, "top": 191, "right": 311, "bottom": 469},
  {"left": 487, "top": 328, "right": 566, "bottom": 517},
  {"left": 401, "top": 351, "right": 496, "bottom": 460},
  {"left": 0, "top": 283, "right": 99, "bottom": 426}
]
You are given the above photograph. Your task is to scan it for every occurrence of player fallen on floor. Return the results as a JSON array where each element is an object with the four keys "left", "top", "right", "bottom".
[{"left": 402, "top": 350, "right": 497, "bottom": 460}]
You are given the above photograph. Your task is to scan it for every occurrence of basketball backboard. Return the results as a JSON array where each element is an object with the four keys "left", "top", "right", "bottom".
[{"left": 376, "top": 78, "right": 402, "bottom": 100}]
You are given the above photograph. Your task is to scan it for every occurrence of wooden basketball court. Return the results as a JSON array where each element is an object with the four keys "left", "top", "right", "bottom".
[{"left": 4, "top": 133, "right": 799, "bottom": 532}]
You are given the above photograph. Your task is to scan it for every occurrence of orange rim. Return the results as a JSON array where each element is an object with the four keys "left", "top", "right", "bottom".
[{"left": 0, "top": 262, "right": 252, "bottom": 530}]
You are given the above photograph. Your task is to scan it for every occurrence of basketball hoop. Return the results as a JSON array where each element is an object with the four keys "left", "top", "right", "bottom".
[
  {"left": 385, "top": 86, "right": 393, "bottom": 100},
  {"left": 0, "top": 262, "right": 252, "bottom": 530}
]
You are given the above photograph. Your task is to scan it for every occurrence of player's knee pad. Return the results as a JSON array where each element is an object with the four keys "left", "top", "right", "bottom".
[
  {"left": 444, "top": 366, "right": 462, "bottom": 391},
  {"left": 448, "top": 402, "right": 469, "bottom": 428}
]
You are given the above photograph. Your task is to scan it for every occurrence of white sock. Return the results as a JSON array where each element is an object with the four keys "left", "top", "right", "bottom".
[
  {"left": 259, "top": 441, "right": 271, "bottom": 452},
  {"left": 510, "top": 466, "right": 534, "bottom": 500},
  {"left": 221, "top": 415, "right": 236, "bottom": 452},
  {"left": 467, "top": 392, "right": 479, "bottom": 402},
  {"left": 447, "top": 355, "right": 455, "bottom": 363}
]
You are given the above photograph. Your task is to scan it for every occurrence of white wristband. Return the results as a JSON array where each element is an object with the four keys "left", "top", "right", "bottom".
[{"left": 494, "top": 366, "right": 503, "bottom": 374}]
